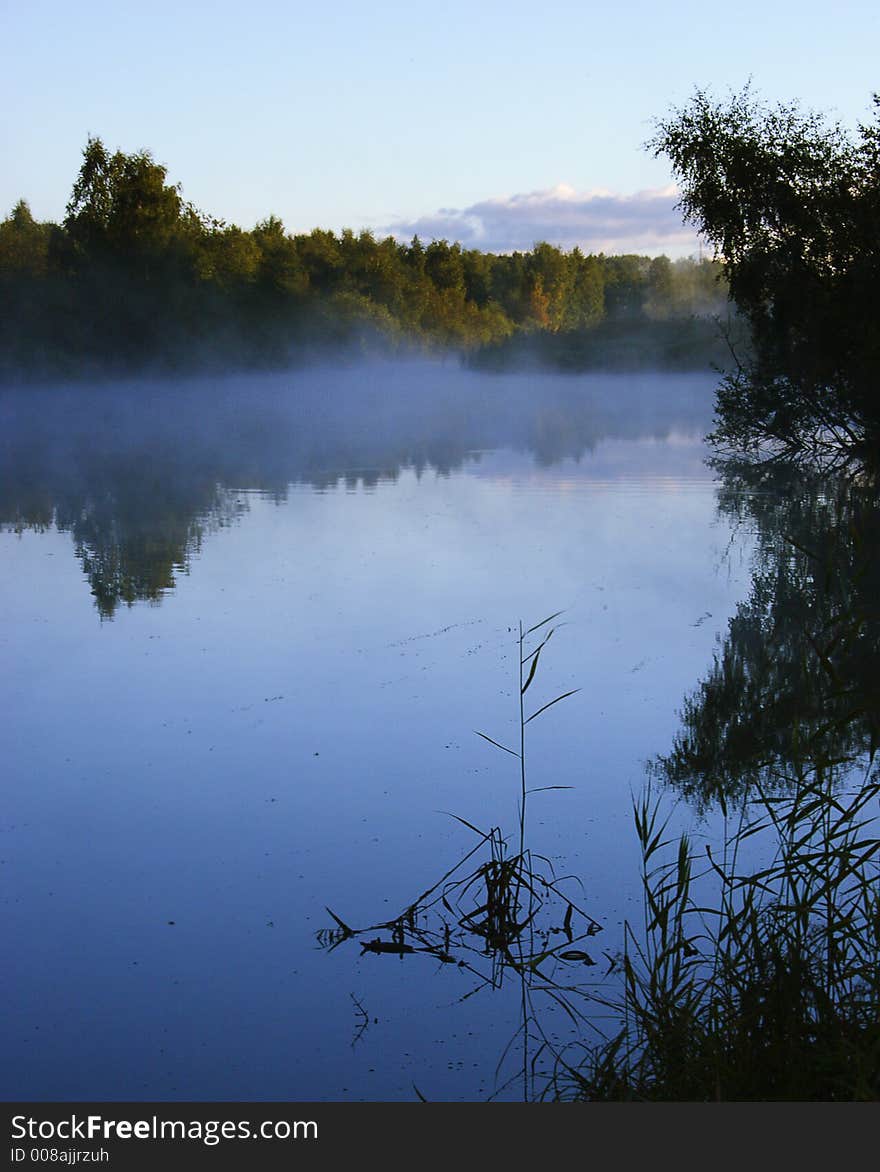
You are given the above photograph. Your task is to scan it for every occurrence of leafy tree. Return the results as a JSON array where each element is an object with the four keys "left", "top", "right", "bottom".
[
  {"left": 568, "top": 249, "right": 605, "bottom": 329},
  {"left": 64, "top": 137, "right": 186, "bottom": 277},
  {"left": 650, "top": 88, "right": 880, "bottom": 458},
  {"left": 525, "top": 242, "right": 574, "bottom": 331},
  {"left": 252, "top": 216, "right": 308, "bottom": 298},
  {"left": 489, "top": 251, "right": 529, "bottom": 324},
  {"left": 603, "top": 254, "right": 649, "bottom": 319},
  {"left": 0, "top": 201, "right": 53, "bottom": 277},
  {"left": 424, "top": 240, "right": 465, "bottom": 295},
  {"left": 461, "top": 247, "right": 494, "bottom": 307},
  {"left": 644, "top": 255, "right": 674, "bottom": 318},
  {"left": 195, "top": 224, "right": 260, "bottom": 290},
  {"left": 338, "top": 229, "right": 407, "bottom": 314},
  {"left": 404, "top": 235, "right": 427, "bottom": 276},
  {"left": 293, "top": 228, "right": 343, "bottom": 293}
]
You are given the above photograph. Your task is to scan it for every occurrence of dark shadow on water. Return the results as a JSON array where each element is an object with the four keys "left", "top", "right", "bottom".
[{"left": 653, "top": 456, "right": 880, "bottom": 811}]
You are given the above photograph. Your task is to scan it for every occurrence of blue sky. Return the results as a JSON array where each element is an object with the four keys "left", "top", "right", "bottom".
[{"left": 3, "top": 0, "right": 877, "bottom": 255}]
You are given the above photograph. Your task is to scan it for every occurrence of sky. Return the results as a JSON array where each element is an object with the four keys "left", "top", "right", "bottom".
[{"left": 3, "top": 0, "right": 878, "bottom": 257}]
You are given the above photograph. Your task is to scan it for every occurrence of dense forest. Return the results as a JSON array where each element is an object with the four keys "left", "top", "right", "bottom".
[{"left": 0, "top": 138, "right": 730, "bottom": 380}]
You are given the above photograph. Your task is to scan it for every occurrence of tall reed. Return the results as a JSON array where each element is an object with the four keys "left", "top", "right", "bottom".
[
  {"left": 319, "top": 614, "right": 595, "bottom": 1099},
  {"left": 558, "top": 756, "right": 880, "bottom": 1100}
]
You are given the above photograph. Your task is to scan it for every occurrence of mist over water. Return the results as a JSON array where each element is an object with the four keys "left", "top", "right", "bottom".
[
  {"left": 1, "top": 361, "right": 719, "bottom": 615},
  {"left": 2, "top": 359, "right": 717, "bottom": 489},
  {"left": 2, "top": 362, "right": 759, "bottom": 1100}
]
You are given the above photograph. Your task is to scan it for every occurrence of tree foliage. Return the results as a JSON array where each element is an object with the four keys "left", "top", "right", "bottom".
[
  {"left": 0, "top": 136, "right": 730, "bottom": 379},
  {"left": 651, "top": 88, "right": 880, "bottom": 458},
  {"left": 64, "top": 136, "right": 186, "bottom": 274}
]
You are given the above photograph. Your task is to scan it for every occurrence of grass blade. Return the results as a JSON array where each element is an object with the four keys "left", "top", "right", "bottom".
[
  {"left": 525, "top": 689, "right": 581, "bottom": 725},
  {"left": 474, "top": 730, "right": 521, "bottom": 758},
  {"left": 522, "top": 645, "right": 543, "bottom": 694},
  {"left": 525, "top": 610, "right": 565, "bottom": 636}
]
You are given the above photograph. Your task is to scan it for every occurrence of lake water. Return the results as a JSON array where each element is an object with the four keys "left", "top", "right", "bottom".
[{"left": 0, "top": 362, "right": 781, "bottom": 1100}]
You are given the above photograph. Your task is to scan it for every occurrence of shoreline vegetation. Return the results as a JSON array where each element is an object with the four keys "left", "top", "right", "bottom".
[
  {"left": 651, "top": 87, "right": 880, "bottom": 465},
  {"left": 1, "top": 137, "right": 733, "bottom": 383}
]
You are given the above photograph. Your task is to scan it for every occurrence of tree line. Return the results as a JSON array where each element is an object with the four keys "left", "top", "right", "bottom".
[{"left": 0, "top": 137, "right": 727, "bottom": 379}]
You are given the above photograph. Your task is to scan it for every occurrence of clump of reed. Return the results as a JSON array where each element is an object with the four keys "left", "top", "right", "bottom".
[
  {"left": 318, "top": 614, "right": 602, "bottom": 1097},
  {"left": 554, "top": 758, "right": 880, "bottom": 1100},
  {"left": 318, "top": 811, "right": 603, "bottom": 1098},
  {"left": 318, "top": 818, "right": 601, "bottom": 998}
]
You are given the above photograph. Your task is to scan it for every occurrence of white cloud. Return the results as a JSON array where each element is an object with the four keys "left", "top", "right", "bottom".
[{"left": 384, "top": 183, "right": 704, "bottom": 257}]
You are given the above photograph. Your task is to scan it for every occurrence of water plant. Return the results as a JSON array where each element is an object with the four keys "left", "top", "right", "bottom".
[
  {"left": 317, "top": 613, "right": 599, "bottom": 1098},
  {"left": 552, "top": 755, "right": 880, "bottom": 1100}
]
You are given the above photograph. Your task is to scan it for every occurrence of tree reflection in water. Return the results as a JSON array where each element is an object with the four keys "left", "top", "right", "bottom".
[{"left": 655, "top": 458, "right": 880, "bottom": 810}]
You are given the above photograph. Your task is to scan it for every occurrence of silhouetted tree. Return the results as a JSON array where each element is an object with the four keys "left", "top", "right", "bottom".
[{"left": 651, "top": 88, "right": 880, "bottom": 458}]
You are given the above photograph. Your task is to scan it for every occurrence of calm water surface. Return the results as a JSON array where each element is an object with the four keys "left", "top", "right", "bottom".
[{"left": 2, "top": 363, "right": 761, "bottom": 1100}]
